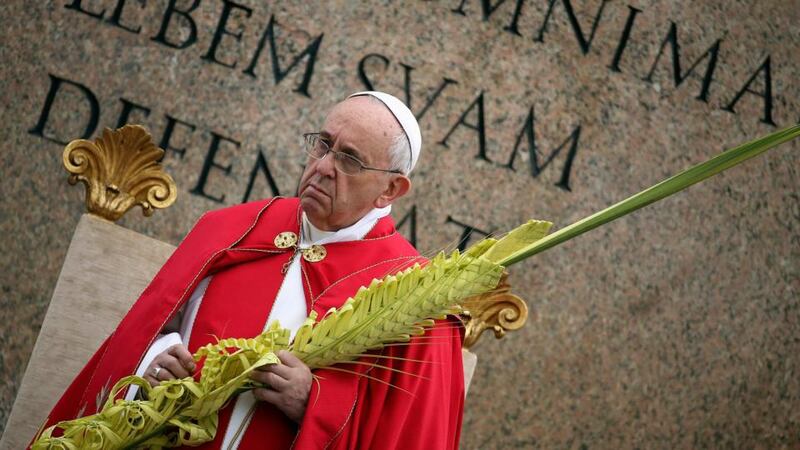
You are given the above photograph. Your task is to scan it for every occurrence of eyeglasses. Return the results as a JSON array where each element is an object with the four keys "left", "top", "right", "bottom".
[{"left": 302, "top": 132, "right": 403, "bottom": 176}]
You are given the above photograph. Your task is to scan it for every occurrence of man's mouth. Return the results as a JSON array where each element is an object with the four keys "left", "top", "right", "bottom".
[{"left": 303, "top": 183, "right": 329, "bottom": 200}]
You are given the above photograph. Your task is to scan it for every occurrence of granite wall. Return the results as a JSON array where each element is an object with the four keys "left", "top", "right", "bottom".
[{"left": 1, "top": 0, "right": 798, "bottom": 447}]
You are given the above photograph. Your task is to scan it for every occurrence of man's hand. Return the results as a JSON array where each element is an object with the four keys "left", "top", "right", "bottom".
[
  {"left": 250, "top": 350, "right": 312, "bottom": 423},
  {"left": 143, "top": 344, "right": 196, "bottom": 387}
]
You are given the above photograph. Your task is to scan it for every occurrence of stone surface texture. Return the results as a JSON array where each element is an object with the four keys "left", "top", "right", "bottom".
[
  {"left": 1, "top": 0, "right": 798, "bottom": 448},
  {"left": 1, "top": 215, "right": 175, "bottom": 450}
]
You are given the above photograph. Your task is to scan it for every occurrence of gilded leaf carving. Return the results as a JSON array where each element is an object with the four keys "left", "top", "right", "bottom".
[
  {"left": 460, "top": 272, "right": 529, "bottom": 349},
  {"left": 62, "top": 125, "right": 177, "bottom": 221}
]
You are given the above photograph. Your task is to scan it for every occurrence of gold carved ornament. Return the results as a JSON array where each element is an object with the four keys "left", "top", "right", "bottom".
[
  {"left": 63, "top": 125, "right": 178, "bottom": 221},
  {"left": 460, "top": 271, "right": 530, "bottom": 350}
]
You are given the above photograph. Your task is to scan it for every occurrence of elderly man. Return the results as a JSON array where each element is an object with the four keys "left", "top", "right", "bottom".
[{"left": 39, "top": 92, "right": 466, "bottom": 449}]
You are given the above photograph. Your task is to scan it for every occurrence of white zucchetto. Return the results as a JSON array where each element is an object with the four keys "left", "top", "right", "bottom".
[{"left": 348, "top": 91, "right": 421, "bottom": 173}]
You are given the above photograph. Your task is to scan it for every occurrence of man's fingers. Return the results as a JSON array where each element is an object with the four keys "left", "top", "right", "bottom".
[
  {"left": 143, "top": 346, "right": 195, "bottom": 388},
  {"left": 250, "top": 369, "right": 269, "bottom": 385},
  {"left": 155, "top": 356, "right": 190, "bottom": 379},
  {"left": 144, "top": 374, "right": 159, "bottom": 387},
  {"left": 163, "top": 358, "right": 190, "bottom": 379},
  {"left": 276, "top": 350, "right": 304, "bottom": 368},
  {"left": 260, "top": 362, "right": 293, "bottom": 380},
  {"left": 250, "top": 370, "right": 290, "bottom": 391},
  {"left": 145, "top": 365, "right": 177, "bottom": 386},
  {"left": 168, "top": 344, "right": 196, "bottom": 372},
  {"left": 252, "top": 387, "right": 282, "bottom": 405},
  {"left": 156, "top": 367, "right": 178, "bottom": 380},
  {"left": 250, "top": 356, "right": 311, "bottom": 423}
]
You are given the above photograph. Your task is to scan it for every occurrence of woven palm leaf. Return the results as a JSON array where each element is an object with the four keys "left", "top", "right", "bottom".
[{"left": 32, "top": 124, "right": 799, "bottom": 449}]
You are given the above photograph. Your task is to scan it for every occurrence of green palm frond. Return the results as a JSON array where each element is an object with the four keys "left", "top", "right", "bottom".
[
  {"left": 291, "top": 250, "right": 506, "bottom": 368},
  {"left": 32, "top": 124, "right": 798, "bottom": 449},
  {"left": 498, "top": 124, "right": 800, "bottom": 266}
]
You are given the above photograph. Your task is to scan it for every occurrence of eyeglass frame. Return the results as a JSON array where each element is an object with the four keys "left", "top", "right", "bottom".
[{"left": 302, "top": 132, "right": 404, "bottom": 176}]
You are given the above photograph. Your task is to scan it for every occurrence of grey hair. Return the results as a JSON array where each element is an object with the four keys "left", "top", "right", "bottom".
[
  {"left": 360, "top": 94, "right": 412, "bottom": 174},
  {"left": 387, "top": 131, "right": 412, "bottom": 174}
]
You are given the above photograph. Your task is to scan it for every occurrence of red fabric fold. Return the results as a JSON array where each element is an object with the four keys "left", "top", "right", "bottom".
[{"left": 33, "top": 198, "right": 465, "bottom": 450}]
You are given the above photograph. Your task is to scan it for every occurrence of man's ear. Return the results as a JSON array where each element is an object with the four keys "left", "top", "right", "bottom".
[{"left": 374, "top": 175, "right": 411, "bottom": 208}]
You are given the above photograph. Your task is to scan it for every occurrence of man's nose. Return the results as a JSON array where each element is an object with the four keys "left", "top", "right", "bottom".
[{"left": 315, "top": 150, "right": 337, "bottom": 177}]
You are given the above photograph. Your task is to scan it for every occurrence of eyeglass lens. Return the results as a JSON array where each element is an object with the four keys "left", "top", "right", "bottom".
[{"left": 304, "top": 134, "right": 362, "bottom": 175}]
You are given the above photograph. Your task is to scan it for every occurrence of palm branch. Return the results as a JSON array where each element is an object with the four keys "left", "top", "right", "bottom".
[{"left": 32, "top": 124, "right": 799, "bottom": 449}]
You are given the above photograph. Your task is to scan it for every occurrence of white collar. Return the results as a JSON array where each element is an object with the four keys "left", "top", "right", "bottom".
[{"left": 300, "top": 205, "right": 391, "bottom": 248}]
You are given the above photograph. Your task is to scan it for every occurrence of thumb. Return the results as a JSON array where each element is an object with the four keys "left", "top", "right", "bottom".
[{"left": 170, "top": 344, "right": 197, "bottom": 372}]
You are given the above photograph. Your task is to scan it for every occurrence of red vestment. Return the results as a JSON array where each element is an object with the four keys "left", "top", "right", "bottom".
[{"left": 35, "top": 198, "right": 465, "bottom": 449}]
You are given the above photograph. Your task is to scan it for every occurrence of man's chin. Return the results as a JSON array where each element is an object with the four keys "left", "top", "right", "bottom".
[
  {"left": 301, "top": 196, "right": 337, "bottom": 230},
  {"left": 300, "top": 194, "right": 327, "bottom": 216}
]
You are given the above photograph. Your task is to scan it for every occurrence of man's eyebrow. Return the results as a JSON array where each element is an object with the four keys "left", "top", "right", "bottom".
[
  {"left": 340, "top": 145, "right": 366, "bottom": 162},
  {"left": 319, "top": 130, "right": 366, "bottom": 161}
]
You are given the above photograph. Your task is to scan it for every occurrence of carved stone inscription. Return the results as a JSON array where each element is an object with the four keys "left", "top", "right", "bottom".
[
  {"left": 27, "top": 1, "right": 797, "bottom": 241},
  {"left": 3, "top": 1, "right": 800, "bottom": 448}
]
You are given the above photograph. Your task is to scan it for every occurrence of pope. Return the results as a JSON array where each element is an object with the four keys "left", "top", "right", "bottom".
[{"left": 36, "top": 92, "right": 466, "bottom": 449}]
